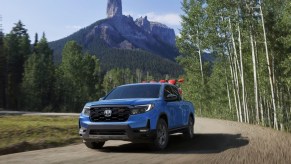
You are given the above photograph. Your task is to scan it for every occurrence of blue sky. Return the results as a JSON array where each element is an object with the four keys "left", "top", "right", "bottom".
[{"left": 1, "top": 0, "right": 183, "bottom": 41}]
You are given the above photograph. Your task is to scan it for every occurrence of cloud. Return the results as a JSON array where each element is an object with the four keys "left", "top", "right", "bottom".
[
  {"left": 124, "top": 11, "right": 181, "bottom": 26},
  {"left": 140, "top": 12, "right": 181, "bottom": 26},
  {"left": 65, "top": 25, "right": 83, "bottom": 30}
]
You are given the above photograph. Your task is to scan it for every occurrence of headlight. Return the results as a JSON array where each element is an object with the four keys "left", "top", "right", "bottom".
[
  {"left": 82, "top": 107, "right": 90, "bottom": 116},
  {"left": 131, "top": 104, "right": 154, "bottom": 115}
]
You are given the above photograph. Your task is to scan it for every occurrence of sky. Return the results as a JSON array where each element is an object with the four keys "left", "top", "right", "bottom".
[{"left": 1, "top": 0, "right": 183, "bottom": 42}]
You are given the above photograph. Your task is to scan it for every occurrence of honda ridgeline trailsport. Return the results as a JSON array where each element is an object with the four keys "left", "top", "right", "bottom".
[{"left": 79, "top": 83, "right": 195, "bottom": 150}]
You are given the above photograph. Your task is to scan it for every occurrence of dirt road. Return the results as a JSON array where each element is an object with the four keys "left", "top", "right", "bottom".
[{"left": 0, "top": 117, "right": 291, "bottom": 164}]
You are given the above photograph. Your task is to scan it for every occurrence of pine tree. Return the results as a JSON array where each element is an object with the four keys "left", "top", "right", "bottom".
[
  {"left": 21, "top": 33, "right": 55, "bottom": 111},
  {"left": 5, "top": 21, "right": 31, "bottom": 109},
  {"left": 0, "top": 16, "right": 6, "bottom": 108}
]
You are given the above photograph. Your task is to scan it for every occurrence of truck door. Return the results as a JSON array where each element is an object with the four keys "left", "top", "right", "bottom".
[
  {"left": 164, "top": 85, "right": 183, "bottom": 128},
  {"left": 170, "top": 86, "right": 184, "bottom": 127}
]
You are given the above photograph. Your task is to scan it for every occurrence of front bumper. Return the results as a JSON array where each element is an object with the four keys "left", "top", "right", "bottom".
[{"left": 79, "top": 123, "right": 156, "bottom": 142}]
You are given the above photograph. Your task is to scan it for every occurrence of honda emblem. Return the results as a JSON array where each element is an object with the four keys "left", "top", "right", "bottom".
[{"left": 104, "top": 110, "right": 112, "bottom": 117}]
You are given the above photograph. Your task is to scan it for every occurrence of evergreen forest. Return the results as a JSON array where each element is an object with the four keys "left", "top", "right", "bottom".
[{"left": 0, "top": 21, "right": 177, "bottom": 113}]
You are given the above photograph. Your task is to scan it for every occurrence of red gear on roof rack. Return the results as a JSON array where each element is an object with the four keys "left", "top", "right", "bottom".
[
  {"left": 168, "top": 79, "right": 176, "bottom": 85},
  {"left": 159, "top": 80, "right": 166, "bottom": 83}
]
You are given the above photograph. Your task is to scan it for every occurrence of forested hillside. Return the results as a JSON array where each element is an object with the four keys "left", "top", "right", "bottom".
[
  {"left": 0, "top": 21, "right": 181, "bottom": 112},
  {"left": 0, "top": 0, "right": 183, "bottom": 113},
  {"left": 49, "top": 19, "right": 182, "bottom": 78},
  {"left": 177, "top": 0, "right": 291, "bottom": 132}
]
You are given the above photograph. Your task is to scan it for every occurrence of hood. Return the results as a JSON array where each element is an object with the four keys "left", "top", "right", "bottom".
[{"left": 85, "top": 98, "right": 159, "bottom": 107}]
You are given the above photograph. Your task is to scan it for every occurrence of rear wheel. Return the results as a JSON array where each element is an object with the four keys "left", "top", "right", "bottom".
[
  {"left": 183, "top": 116, "right": 194, "bottom": 139},
  {"left": 152, "top": 119, "right": 169, "bottom": 150},
  {"left": 84, "top": 141, "right": 105, "bottom": 149}
]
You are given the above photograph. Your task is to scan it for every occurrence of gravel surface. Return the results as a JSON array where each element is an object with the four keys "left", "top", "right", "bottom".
[{"left": 0, "top": 117, "right": 290, "bottom": 164}]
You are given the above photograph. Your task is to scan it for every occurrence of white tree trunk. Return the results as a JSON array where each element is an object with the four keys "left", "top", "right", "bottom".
[
  {"left": 228, "top": 19, "right": 243, "bottom": 122},
  {"left": 196, "top": 29, "right": 204, "bottom": 116},
  {"left": 254, "top": 35, "right": 265, "bottom": 126},
  {"left": 227, "top": 44, "right": 239, "bottom": 122},
  {"left": 250, "top": 31, "right": 260, "bottom": 124},
  {"left": 259, "top": 4, "right": 278, "bottom": 130},
  {"left": 237, "top": 23, "right": 248, "bottom": 123},
  {"left": 225, "top": 65, "right": 232, "bottom": 112},
  {"left": 246, "top": 2, "right": 260, "bottom": 124},
  {"left": 229, "top": 57, "right": 239, "bottom": 122},
  {"left": 245, "top": 92, "right": 250, "bottom": 124},
  {"left": 233, "top": 53, "right": 243, "bottom": 123},
  {"left": 197, "top": 29, "right": 204, "bottom": 83}
]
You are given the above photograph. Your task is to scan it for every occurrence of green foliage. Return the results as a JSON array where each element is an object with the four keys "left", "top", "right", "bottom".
[
  {"left": 0, "top": 29, "right": 6, "bottom": 107},
  {"left": 265, "top": 0, "right": 291, "bottom": 87},
  {"left": 0, "top": 20, "right": 183, "bottom": 113},
  {"left": 4, "top": 21, "right": 31, "bottom": 109},
  {"left": 177, "top": 0, "right": 291, "bottom": 131},
  {"left": 55, "top": 41, "right": 101, "bottom": 112},
  {"left": 21, "top": 34, "right": 55, "bottom": 111},
  {"left": 177, "top": 0, "right": 209, "bottom": 115},
  {"left": 98, "top": 48, "right": 183, "bottom": 79},
  {"left": 102, "top": 68, "right": 133, "bottom": 94}
]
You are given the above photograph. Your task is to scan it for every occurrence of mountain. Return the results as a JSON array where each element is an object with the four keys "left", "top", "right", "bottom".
[{"left": 49, "top": 0, "right": 182, "bottom": 77}]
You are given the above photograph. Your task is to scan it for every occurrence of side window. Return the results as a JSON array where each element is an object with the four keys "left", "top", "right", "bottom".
[
  {"left": 164, "top": 85, "right": 181, "bottom": 101},
  {"left": 170, "top": 86, "right": 181, "bottom": 101},
  {"left": 164, "top": 85, "right": 173, "bottom": 98}
]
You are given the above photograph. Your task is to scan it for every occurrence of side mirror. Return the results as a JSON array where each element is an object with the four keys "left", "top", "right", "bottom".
[
  {"left": 99, "top": 97, "right": 104, "bottom": 101},
  {"left": 165, "top": 94, "right": 178, "bottom": 101}
]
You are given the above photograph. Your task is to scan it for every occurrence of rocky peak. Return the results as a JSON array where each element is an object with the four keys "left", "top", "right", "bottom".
[
  {"left": 107, "top": 0, "right": 122, "bottom": 18},
  {"left": 135, "top": 16, "right": 151, "bottom": 32},
  {"left": 150, "top": 23, "right": 176, "bottom": 46},
  {"left": 135, "top": 17, "right": 176, "bottom": 46}
]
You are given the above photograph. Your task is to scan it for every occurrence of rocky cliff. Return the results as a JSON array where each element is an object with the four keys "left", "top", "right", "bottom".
[
  {"left": 135, "top": 16, "right": 176, "bottom": 47},
  {"left": 50, "top": 0, "right": 179, "bottom": 61},
  {"left": 85, "top": 0, "right": 178, "bottom": 59},
  {"left": 107, "top": 0, "right": 122, "bottom": 18}
]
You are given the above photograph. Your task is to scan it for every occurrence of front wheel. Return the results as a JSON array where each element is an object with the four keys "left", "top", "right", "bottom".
[
  {"left": 183, "top": 116, "right": 194, "bottom": 139},
  {"left": 84, "top": 141, "right": 105, "bottom": 149},
  {"left": 152, "top": 119, "right": 169, "bottom": 150}
]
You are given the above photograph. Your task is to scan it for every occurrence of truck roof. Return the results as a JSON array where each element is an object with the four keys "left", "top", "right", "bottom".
[{"left": 118, "top": 83, "right": 175, "bottom": 88}]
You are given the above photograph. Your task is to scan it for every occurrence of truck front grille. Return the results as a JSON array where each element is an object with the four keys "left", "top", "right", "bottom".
[
  {"left": 90, "top": 107, "right": 131, "bottom": 122},
  {"left": 89, "top": 129, "right": 126, "bottom": 135}
]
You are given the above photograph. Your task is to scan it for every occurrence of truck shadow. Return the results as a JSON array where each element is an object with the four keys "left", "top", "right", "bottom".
[{"left": 99, "top": 133, "right": 249, "bottom": 154}]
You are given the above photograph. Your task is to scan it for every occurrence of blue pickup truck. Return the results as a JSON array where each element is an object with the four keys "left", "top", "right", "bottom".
[{"left": 79, "top": 83, "right": 195, "bottom": 150}]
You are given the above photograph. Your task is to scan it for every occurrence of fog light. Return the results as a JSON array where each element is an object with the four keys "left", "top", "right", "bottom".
[
  {"left": 79, "top": 128, "right": 87, "bottom": 134},
  {"left": 139, "top": 129, "right": 149, "bottom": 133}
]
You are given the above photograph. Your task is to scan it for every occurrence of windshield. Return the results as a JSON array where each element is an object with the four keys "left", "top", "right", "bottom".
[{"left": 104, "top": 84, "right": 161, "bottom": 100}]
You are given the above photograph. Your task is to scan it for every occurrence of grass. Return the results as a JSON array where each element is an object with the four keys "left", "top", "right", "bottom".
[{"left": 0, "top": 115, "right": 82, "bottom": 155}]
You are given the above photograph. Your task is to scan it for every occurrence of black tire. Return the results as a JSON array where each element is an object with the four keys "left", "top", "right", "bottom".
[
  {"left": 183, "top": 116, "right": 194, "bottom": 139},
  {"left": 152, "top": 119, "right": 169, "bottom": 150},
  {"left": 84, "top": 141, "right": 105, "bottom": 149}
]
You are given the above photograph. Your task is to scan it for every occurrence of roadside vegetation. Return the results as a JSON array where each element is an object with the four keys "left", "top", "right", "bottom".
[
  {"left": 177, "top": 0, "right": 291, "bottom": 132},
  {"left": 0, "top": 25, "right": 175, "bottom": 113},
  {"left": 0, "top": 115, "right": 81, "bottom": 155}
]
